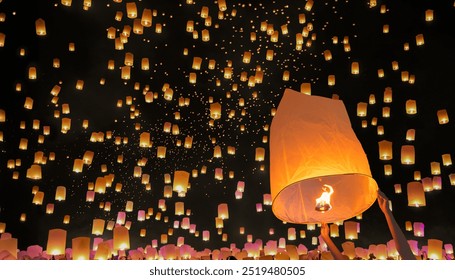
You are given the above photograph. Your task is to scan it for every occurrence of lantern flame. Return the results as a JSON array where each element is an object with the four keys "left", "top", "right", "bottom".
[{"left": 315, "top": 184, "right": 334, "bottom": 212}]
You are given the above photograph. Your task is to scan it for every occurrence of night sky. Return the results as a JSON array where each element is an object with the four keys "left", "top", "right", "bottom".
[{"left": 1, "top": 0, "right": 455, "bottom": 256}]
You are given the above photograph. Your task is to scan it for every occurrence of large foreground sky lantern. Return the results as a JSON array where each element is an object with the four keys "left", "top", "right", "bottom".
[{"left": 270, "top": 89, "right": 378, "bottom": 224}]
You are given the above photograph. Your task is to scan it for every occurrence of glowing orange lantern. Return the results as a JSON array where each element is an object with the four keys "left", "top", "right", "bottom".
[
  {"left": 270, "top": 89, "right": 378, "bottom": 224},
  {"left": 113, "top": 226, "right": 130, "bottom": 251},
  {"left": 407, "top": 182, "right": 426, "bottom": 207},
  {"left": 46, "top": 228, "right": 67, "bottom": 255},
  {"left": 437, "top": 109, "right": 449, "bottom": 124}
]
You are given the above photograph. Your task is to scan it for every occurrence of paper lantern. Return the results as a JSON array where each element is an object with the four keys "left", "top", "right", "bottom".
[
  {"left": 113, "top": 226, "right": 130, "bottom": 251},
  {"left": 304, "top": 0, "right": 314, "bottom": 11},
  {"left": 91, "top": 219, "right": 105, "bottom": 236},
  {"left": 0, "top": 223, "right": 5, "bottom": 234},
  {"left": 378, "top": 140, "right": 392, "bottom": 160},
  {"left": 377, "top": 69, "right": 385, "bottom": 78},
  {"left": 35, "top": 18, "right": 46, "bottom": 36},
  {"left": 32, "top": 191, "right": 44, "bottom": 205},
  {"left": 26, "top": 164, "right": 42, "bottom": 180},
  {"left": 440, "top": 154, "right": 452, "bottom": 167},
  {"left": 344, "top": 221, "right": 358, "bottom": 240},
  {"left": 300, "top": 83, "right": 311, "bottom": 95},
  {"left": 431, "top": 162, "right": 441, "bottom": 175},
  {"left": 401, "top": 145, "right": 415, "bottom": 165},
  {"left": 46, "top": 229, "right": 67, "bottom": 255},
  {"left": 357, "top": 102, "right": 367, "bottom": 117},
  {"left": 173, "top": 170, "right": 190, "bottom": 193},
  {"left": 407, "top": 182, "right": 426, "bottom": 207},
  {"left": 413, "top": 222, "right": 424, "bottom": 237},
  {"left": 351, "top": 62, "right": 359, "bottom": 74},
  {"left": 71, "top": 237, "right": 90, "bottom": 260},
  {"left": 270, "top": 89, "right": 378, "bottom": 224},
  {"left": 416, "top": 34, "right": 424, "bottom": 46},
  {"left": 0, "top": 238, "right": 17, "bottom": 259},
  {"left": 255, "top": 147, "right": 265, "bottom": 161},
  {"left": 437, "top": 109, "right": 449, "bottom": 124}
]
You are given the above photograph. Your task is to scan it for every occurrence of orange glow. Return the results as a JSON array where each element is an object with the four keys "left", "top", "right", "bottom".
[{"left": 315, "top": 184, "right": 334, "bottom": 212}]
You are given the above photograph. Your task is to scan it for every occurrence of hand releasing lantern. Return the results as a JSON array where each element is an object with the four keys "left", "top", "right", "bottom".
[{"left": 270, "top": 88, "right": 378, "bottom": 224}]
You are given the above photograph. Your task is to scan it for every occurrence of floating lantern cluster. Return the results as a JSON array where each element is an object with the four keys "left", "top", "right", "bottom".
[{"left": 0, "top": 0, "right": 454, "bottom": 260}]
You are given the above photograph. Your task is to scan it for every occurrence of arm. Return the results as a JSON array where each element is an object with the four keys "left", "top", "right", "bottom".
[
  {"left": 377, "top": 190, "right": 416, "bottom": 260},
  {"left": 320, "top": 223, "right": 345, "bottom": 260}
]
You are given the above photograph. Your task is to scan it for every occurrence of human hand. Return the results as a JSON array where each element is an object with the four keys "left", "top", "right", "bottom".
[{"left": 320, "top": 223, "right": 330, "bottom": 238}]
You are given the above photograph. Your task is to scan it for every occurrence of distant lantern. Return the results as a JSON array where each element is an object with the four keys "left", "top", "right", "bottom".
[
  {"left": 378, "top": 140, "right": 392, "bottom": 160},
  {"left": 394, "top": 184, "right": 402, "bottom": 194},
  {"left": 324, "top": 50, "right": 332, "bottom": 61},
  {"left": 406, "top": 129, "right": 416, "bottom": 141},
  {"left": 46, "top": 229, "right": 67, "bottom": 255},
  {"left": 266, "top": 49, "right": 274, "bottom": 61},
  {"left": 300, "top": 83, "right": 311, "bottom": 95},
  {"left": 377, "top": 69, "right": 385, "bottom": 78},
  {"left": 413, "top": 222, "right": 424, "bottom": 237},
  {"left": 425, "top": 10, "right": 434, "bottom": 22},
  {"left": 26, "top": 164, "right": 42, "bottom": 180},
  {"left": 32, "top": 191, "right": 44, "bottom": 205},
  {"left": 351, "top": 62, "right": 359, "bottom": 75},
  {"left": 392, "top": 61, "right": 399, "bottom": 70},
  {"left": 68, "top": 42, "right": 75, "bottom": 52},
  {"left": 401, "top": 145, "right": 415, "bottom": 165},
  {"left": 406, "top": 100, "right": 417, "bottom": 115},
  {"left": 46, "top": 203, "right": 54, "bottom": 214},
  {"left": 173, "top": 171, "right": 189, "bottom": 194},
  {"left": 126, "top": 2, "right": 137, "bottom": 18},
  {"left": 384, "top": 164, "right": 392, "bottom": 176},
  {"left": 210, "top": 102, "right": 222, "bottom": 119},
  {"left": 357, "top": 102, "right": 367, "bottom": 117},
  {"left": 383, "top": 24, "right": 389, "bottom": 33},
  {"left": 121, "top": 66, "right": 131, "bottom": 80},
  {"left": 139, "top": 132, "right": 151, "bottom": 147},
  {"left": 431, "top": 161, "right": 441, "bottom": 175},
  {"left": 304, "top": 0, "right": 314, "bottom": 11},
  {"left": 407, "top": 182, "right": 426, "bottom": 207},
  {"left": 35, "top": 18, "right": 46, "bottom": 36},
  {"left": 442, "top": 154, "right": 452, "bottom": 166},
  {"left": 416, "top": 34, "right": 425, "bottom": 46},
  {"left": 28, "top": 66, "right": 37, "bottom": 79},
  {"left": 55, "top": 186, "right": 66, "bottom": 201},
  {"left": 218, "top": 203, "right": 229, "bottom": 219},
  {"left": 201, "top": 29, "right": 210, "bottom": 41},
  {"left": 437, "top": 109, "right": 449, "bottom": 124},
  {"left": 282, "top": 70, "right": 290, "bottom": 81},
  {"left": 255, "top": 147, "right": 265, "bottom": 161},
  {"left": 344, "top": 221, "right": 358, "bottom": 240},
  {"left": 141, "top": 8, "right": 152, "bottom": 27},
  {"left": 270, "top": 89, "right": 378, "bottom": 224},
  {"left": 113, "top": 226, "right": 130, "bottom": 251}
]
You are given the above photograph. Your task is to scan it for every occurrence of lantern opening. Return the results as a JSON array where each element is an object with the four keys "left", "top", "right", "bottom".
[{"left": 315, "top": 184, "right": 334, "bottom": 212}]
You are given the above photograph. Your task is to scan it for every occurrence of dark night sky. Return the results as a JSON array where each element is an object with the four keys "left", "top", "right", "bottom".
[{"left": 1, "top": 0, "right": 455, "bottom": 256}]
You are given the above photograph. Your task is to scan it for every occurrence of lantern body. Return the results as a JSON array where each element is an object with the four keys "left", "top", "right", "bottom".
[
  {"left": 407, "top": 182, "right": 426, "bottom": 207},
  {"left": 46, "top": 229, "right": 67, "bottom": 256},
  {"left": 270, "top": 89, "right": 378, "bottom": 224}
]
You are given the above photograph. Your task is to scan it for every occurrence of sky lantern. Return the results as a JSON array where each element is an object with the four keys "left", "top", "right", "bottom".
[
  {"left": 46, "top": 228, "right": 67, "bottom": 256},
  {"left": 413, "top": 222, "right": 425, "bottom": 237},
  {"left": 113, "top": 226, "right": 130, "bottom": 251},
  {"left": 407, "top": 182, "right": 425, "bottom": 207},
  {"left": 378, "top": 140, "right": 392, "bottom": 160},
  {"left": 26, "top": 164, "right": 42, "bottom": 180},
  {"left": 32, "top": 191, "right": 44, "bottom": 205},
  {"left": 72, "top": 237, "right": 90, "bottom": 260},
  {"left": 92, "top": 219, "right": 105, "bottom": 236},
  {"left": 255, "top": 147, "right": 265, "bottom": 161},
  {"left": 437, "top": 109, "right": 449, "bottom": 124},
  {"left": 425, "top": 9, "right": 434, "bottom": 22},
  {"left": 416, "top": 34, "right": 425, "bottom": 46},
  {"left": 300, "top": 83, "right": 311, "bottom": 95},
  {"left": 270, "top": 89, "right": 378, "bottom": 224},
  {"left": 210, "top": 102, "right": 222, "bottom": 119},
  {"left": 218, "top": 203, "right": 229, "bottom": 219},
  {"left": 35, "top": 18, "right": 46, "bottom": 36},
  {"left": 173, "top": 170, "right": 189, "bottom": 193},
  {"left": 344, "top": 221, "right": 358, "bottom": 240},
  {"left": 55, "top": 186, "right": 66, "bottom": 201},
  {"left": 351, "top": 62, "right": 360, "bottom": 74},
  {"left": 401, "top": 145, "right": 415, "bottom": 165}
]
